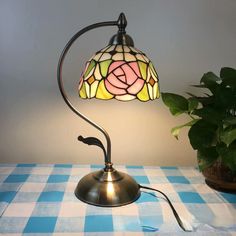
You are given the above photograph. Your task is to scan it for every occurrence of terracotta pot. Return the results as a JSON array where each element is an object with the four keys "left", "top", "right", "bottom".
[{"left": 202, "top": 161, "right": 236, "bottom": 193}]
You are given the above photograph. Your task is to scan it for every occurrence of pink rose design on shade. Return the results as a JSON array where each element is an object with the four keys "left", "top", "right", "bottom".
[{"left": 105, "top": 61, "right": 144, "bottom": 99}]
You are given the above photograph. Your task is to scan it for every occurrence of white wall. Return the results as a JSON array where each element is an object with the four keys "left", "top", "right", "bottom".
[{"left": 0, "top": 0, "right": 235, "bottom": 165}]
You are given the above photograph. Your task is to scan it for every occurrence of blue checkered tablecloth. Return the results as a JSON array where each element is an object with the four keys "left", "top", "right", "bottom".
[{"left": 0, "top": 164, "right": 235, "bottom": 235}]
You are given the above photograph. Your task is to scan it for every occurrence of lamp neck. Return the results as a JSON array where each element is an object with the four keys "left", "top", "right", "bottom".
[{"left": 57, "top": 13, "right": 131, "bottom": 165}]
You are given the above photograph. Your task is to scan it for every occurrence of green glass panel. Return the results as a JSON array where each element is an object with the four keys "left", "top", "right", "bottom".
[
  {"left": 79, "top": 82, "right": 87, "bottom": 99},
  {"left": 100, "top": 60, "right": 112, "bottom": 77},
  {"left": 138, "top": 61, "right": 147, "bottom": 80},
  {"left": 137, "top": 83, "right": 149, "bottom": 101},
  {"left": 84, "top": 60, "right": 96, "bottom": 78}
]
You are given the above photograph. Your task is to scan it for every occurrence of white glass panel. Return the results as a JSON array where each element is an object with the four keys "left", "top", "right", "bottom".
[
  {"left": 90, "top": 80, "right": 99, "bottom": 97},
  {"left": 147, "top": 83, "right": 154, "bottom": 100},
  {"left": 106, "top": 45, "right": 115, "bottom": 52},
  {"left": 93, "top": 53, "right": 103, "bottom": 61},
  {"left": 123, "top": 46, "right": 130, "bottom": 52},
  {"left": 124, "top": 53, "right": 136, "bottom": 62},
  {"left": 136, "top": 54, "right": 146, "bottom": 62},
  {"left": 94, "top": 65, "right": 102, "bottom": 80},
  {"left": 112, "top": 53, "right": 124, "bottom": 61},
  {"left": 99, "top": 53, "right": 112, "bottom": 61},
  {"left": 115, "top": 94, "right": 135, "bottom": 101},
  {"left": 115, "top": 45, "right": 123, "bottom": 52}
]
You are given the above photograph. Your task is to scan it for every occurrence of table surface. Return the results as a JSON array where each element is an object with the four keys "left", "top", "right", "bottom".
[{"left": 0, "top": 164, "right": 235, "bottom": 235}]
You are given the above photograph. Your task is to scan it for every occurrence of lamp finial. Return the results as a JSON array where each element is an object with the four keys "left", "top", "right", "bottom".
[{"left": 117, "top": 12, "right": 127, "bottom": 32}]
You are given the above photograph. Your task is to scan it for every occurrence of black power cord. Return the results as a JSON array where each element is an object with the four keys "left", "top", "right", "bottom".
[{"left": 139, "top": 185, "right": 193, "bottom": 232}]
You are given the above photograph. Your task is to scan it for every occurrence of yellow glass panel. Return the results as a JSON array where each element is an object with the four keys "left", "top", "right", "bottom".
[
  {"left": 96, "top": 80, "right": 114, "bottom": 99},
  {"left": 137, "top": 84, "right": 149, "bottom": 101},
  {"left": 156, "top": 83, "right": 160, "bottom": 98},
  {"left": 79, "top": 82, "right": 87, "bottom": 99},
  {"left": 138, "top": 61, "right": 147, "bottom": 80},
  {"left": 100, "top": 60, "right": 112, "bottom": 77},
  {"left": 84, "top": 60, "right": 96, "bottom": 78}
]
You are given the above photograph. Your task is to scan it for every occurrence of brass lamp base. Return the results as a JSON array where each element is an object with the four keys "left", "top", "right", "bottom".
[{"left": 75, "top": 164, "right": 140, "bottom": 207}]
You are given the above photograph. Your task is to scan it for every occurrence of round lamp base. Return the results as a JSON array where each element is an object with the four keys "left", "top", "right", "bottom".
[{"left": 74, "top": 167, "right": 140, "bottom": 207}]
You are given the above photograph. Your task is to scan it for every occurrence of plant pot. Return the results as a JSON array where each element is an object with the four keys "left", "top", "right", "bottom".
[{"left": 202, "top": 161, "right": 236, "bottom": 193}]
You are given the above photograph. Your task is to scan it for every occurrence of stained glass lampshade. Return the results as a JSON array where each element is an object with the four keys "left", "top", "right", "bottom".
[{"left": 79, "top": 45, "right": 160, "bottom": 101}]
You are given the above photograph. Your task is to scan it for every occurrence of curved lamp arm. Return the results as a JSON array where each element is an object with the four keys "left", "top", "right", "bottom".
[{"left": 57, "top": 13, "right": 127, "bottom": 164}]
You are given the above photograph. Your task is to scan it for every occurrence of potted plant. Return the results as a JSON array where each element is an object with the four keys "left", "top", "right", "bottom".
[{"left": 162, "top": 67, "right": 236, "bottom": 192}]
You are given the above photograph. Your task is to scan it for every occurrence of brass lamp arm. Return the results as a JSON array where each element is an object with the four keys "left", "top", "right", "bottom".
[{"left": 57, "top": 13, "right": 127, "bottom": 164}]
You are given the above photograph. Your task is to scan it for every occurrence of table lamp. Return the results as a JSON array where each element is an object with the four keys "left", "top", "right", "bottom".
[{"left": 57, "top": 13, "right": 159, "bottom": 207}]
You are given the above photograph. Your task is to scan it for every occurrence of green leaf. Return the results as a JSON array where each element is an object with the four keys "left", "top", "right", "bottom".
[
  {"left": 220, "top": 128, "right": 236, "bottom": 146},
  {"left": 188, "top": 97, "right": 198, "bottom": 112},
  {"left": 216, "top": 142, "right": 228, "bottom": 157},
  {"left": 220, "top": 67, "right": 236, "bottom": 80},
  {"left": 200, "top": 72, "right": 221, "bottom": 86},
  {"left": 197, "top": 147, "right": 219, "bottom": 171},
  {"left": 214, "top": 86, "right": 235, "bottom": 108},
  {"left": 200, "top": 72, "right": 221, "bottom": 93},
  {"left": 220, "top": 67, "right": 236, "bottom": 89},
  {"left": 221, "top": 142, "right": 236, "bottom": 171},
  {"left": 224, "top": 117, "right": 236, "bottom": 126},
  {"left": 222, "top": 78, "right": 236, "bottom": 90},
  {"left": 188, "top": 120, "right": 217, "bottom": 150},
  {"left": 187, "top": 96, "right": 214, "bottom": 107},
  {"left": 161, "top": 93, "right": 188, "bottom": 116},
  {"left": 191, "top": 84, "right": 207, "bottom": 88},
  {"left": 171, "top": 119, "right": 199, "bottom": 140},
  {"left": 192, "top": 107, "right": 223, "bottom": 124}
]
